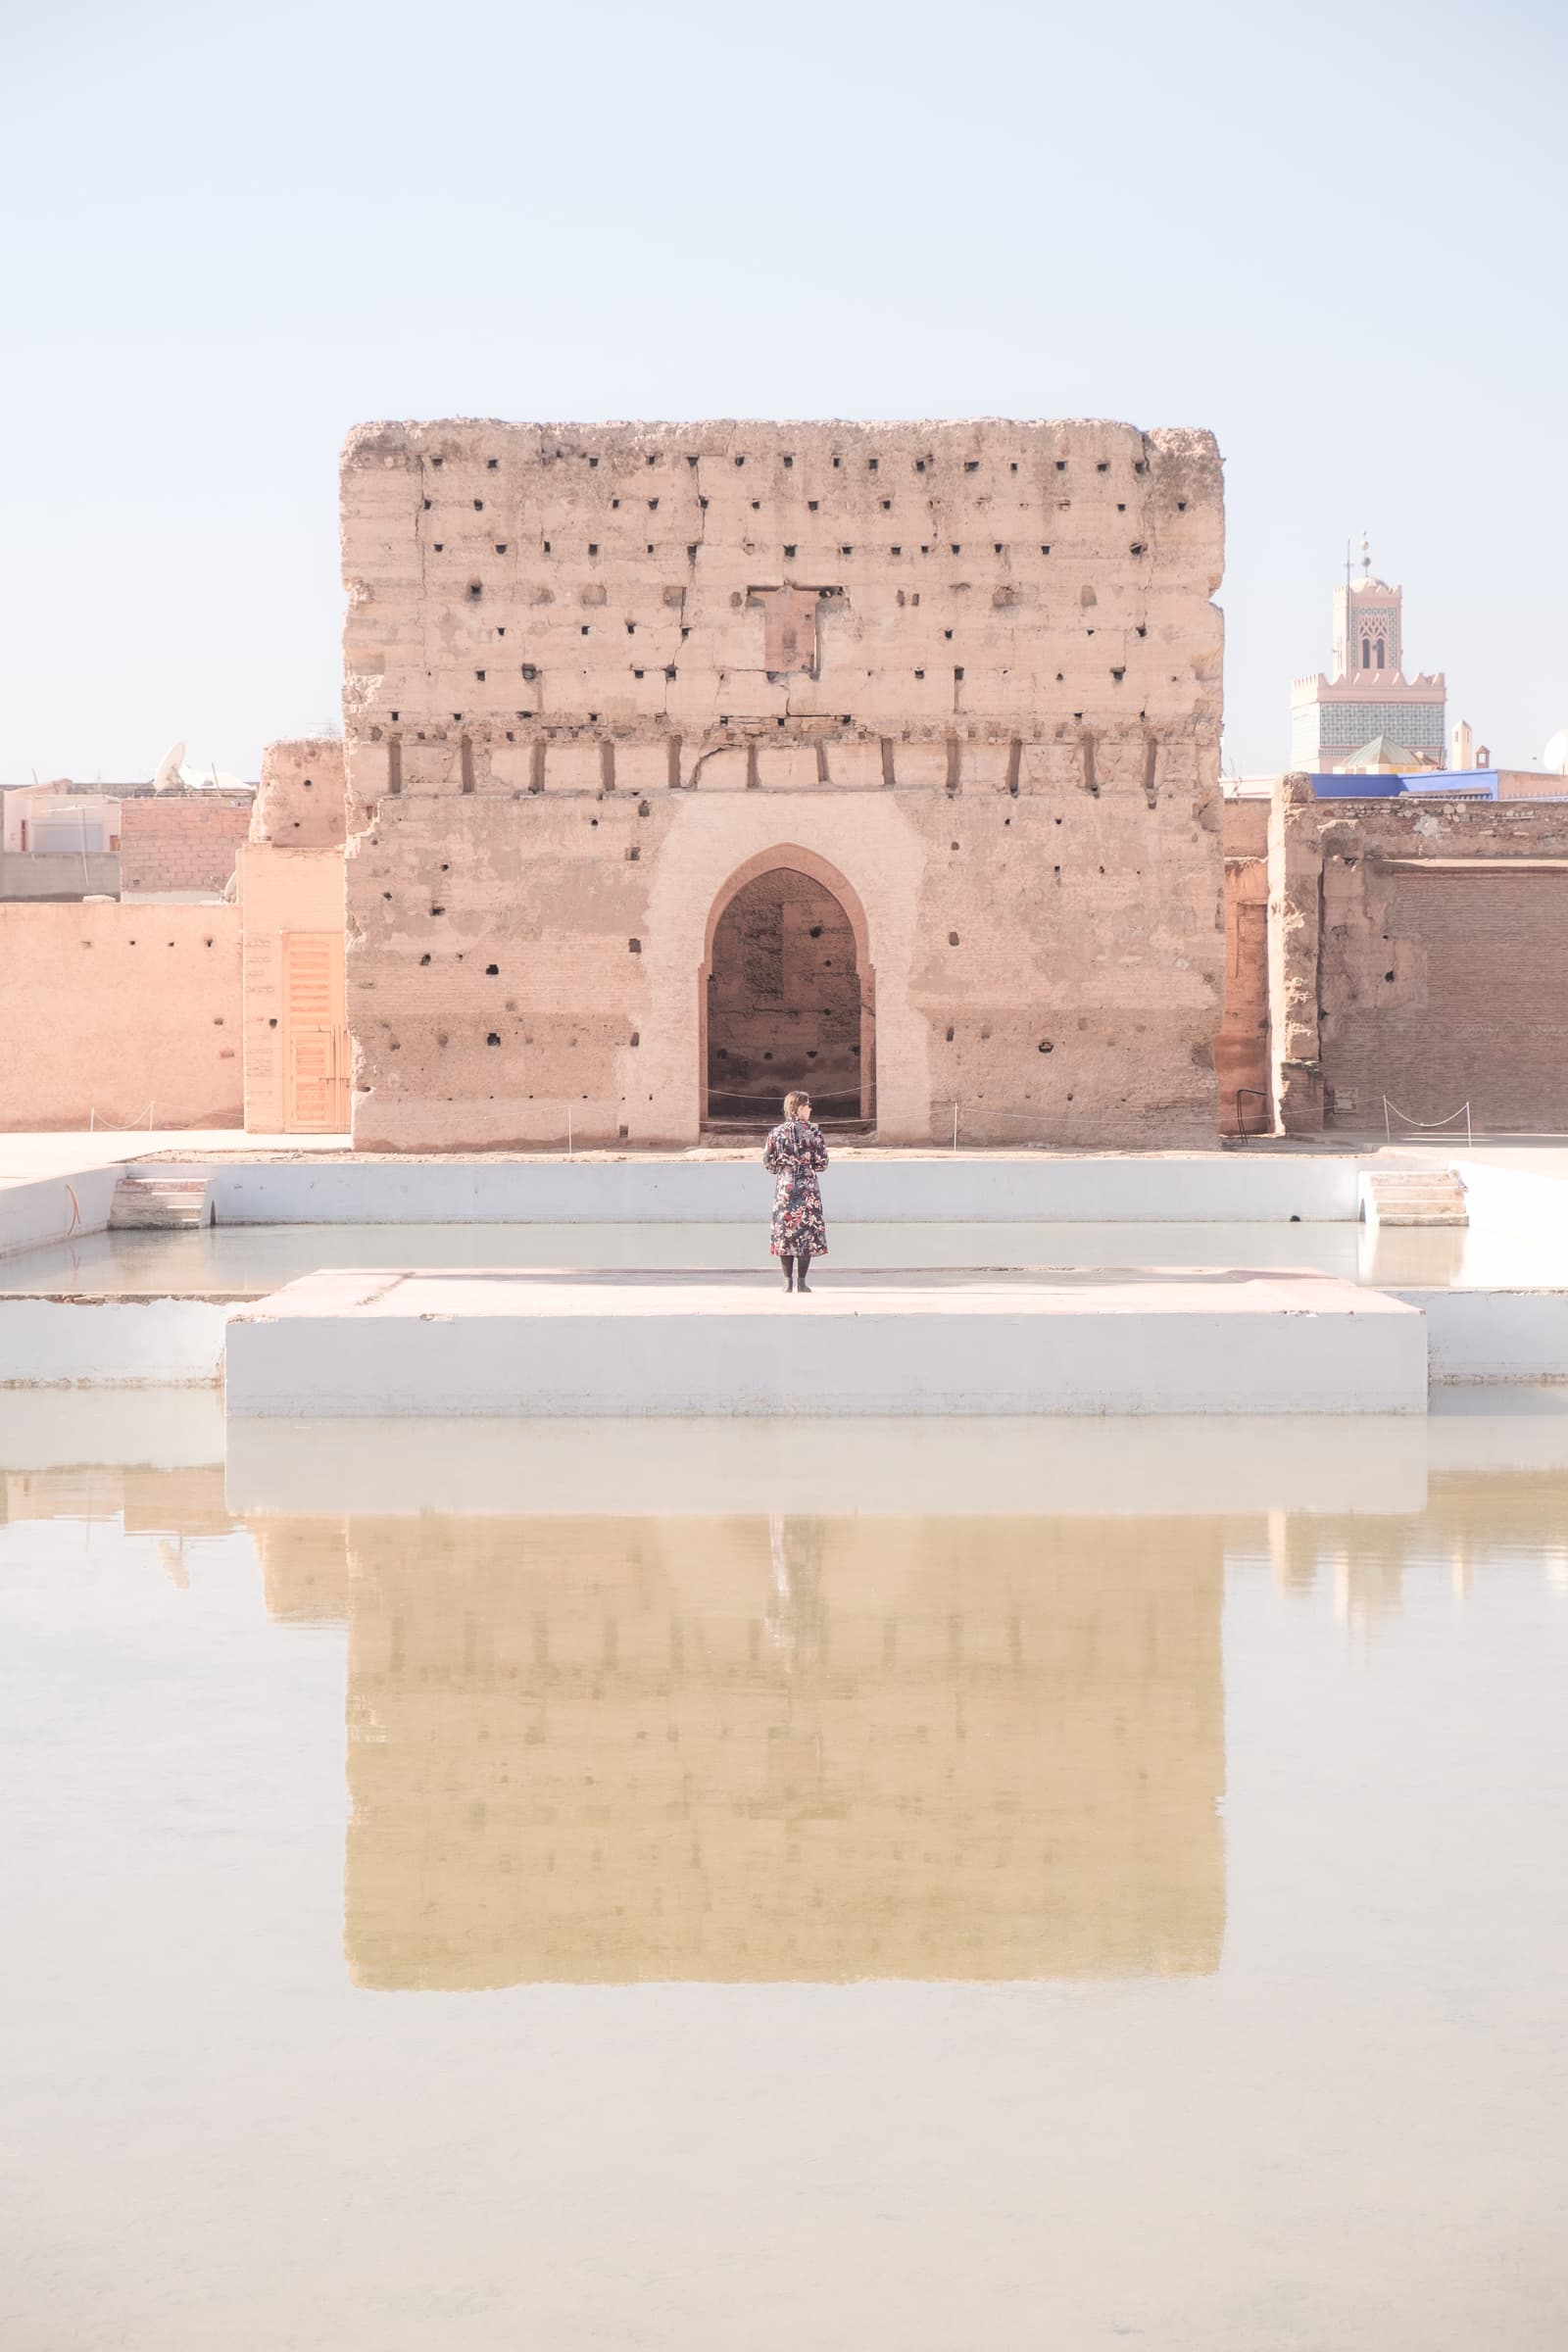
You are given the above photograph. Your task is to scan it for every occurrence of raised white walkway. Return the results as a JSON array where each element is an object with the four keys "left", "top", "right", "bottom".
[{"left": 224, "top": 1265, "right": 1427, "bottom": 1418}]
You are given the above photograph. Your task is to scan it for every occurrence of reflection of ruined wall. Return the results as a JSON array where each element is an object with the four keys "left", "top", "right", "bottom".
[
  {"left": 707, "top": 869, "right": 860, "bottom": 1112},
  {"left": 340, "top": 418, "right": 1225, "bottom": 1149},
  {"left": 338, "top": 1513, "right": 1226, "bottom": 1987}
]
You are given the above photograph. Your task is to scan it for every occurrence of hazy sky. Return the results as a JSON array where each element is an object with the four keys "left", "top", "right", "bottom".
[{"left": 4, "top": 0, "right": 1563, "bottom": 782}]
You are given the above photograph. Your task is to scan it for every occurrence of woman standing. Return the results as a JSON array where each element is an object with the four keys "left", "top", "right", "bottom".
[{"left": 763, "top": 1090, "right": 829, "bottom": 1294}]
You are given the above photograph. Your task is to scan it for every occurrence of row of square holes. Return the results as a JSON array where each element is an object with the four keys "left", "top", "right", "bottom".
[
  {"left": 413, "top": 667, "right": 1144, "bottom": 727},
  {"left": 441, "top": 539, "right": 1160, "bottom": 562},
  {"left": 433, "top": 453, "right": 1150, "bottom": 478}
]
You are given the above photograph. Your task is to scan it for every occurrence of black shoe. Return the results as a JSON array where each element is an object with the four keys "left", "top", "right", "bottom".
[{"left": 795, "top": 1280, "right": 811, "bottom": 1295}]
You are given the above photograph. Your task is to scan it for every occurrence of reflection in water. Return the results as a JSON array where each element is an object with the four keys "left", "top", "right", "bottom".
[
  {"left": 324, "top": 1512, "right": 1226, "bottom": 1989},
  {"left": 5, "top": 1415, "right": 1568, "bottom": 2351}
]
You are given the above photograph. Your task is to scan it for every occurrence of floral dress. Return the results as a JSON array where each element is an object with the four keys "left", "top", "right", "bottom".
[{"left": 763, "top": 1118, "right": 829, "bottom": 1257}]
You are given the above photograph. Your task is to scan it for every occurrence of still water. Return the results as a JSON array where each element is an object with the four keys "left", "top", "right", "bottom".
[
  {"left": 3, "top": 1215, "right": 1562, "bottom": 1293},
  {"left": 3, "top": 1399, "right": 1566, "bottom": 2349}
]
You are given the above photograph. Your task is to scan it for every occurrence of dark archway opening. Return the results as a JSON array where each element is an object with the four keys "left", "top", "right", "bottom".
[{"left": 705, "top": 866, "right": 870, "bottom": 1125}]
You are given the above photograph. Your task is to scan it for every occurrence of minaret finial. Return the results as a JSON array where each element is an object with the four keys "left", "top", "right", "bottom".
[{"left": 1359, "top": 530, "right": 1371, "bottom": 581}]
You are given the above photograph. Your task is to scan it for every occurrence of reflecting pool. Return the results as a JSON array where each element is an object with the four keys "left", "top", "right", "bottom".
[{"left": 3, "top": 1399, "right": 1566, "bottom": 2348}]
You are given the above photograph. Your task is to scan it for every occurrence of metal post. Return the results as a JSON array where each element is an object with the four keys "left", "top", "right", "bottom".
[{"left": 952, "top": 1101, "right": 958, "bottom": 1152}]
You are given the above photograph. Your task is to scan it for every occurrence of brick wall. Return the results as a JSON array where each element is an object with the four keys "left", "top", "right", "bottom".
[
  {"left": 119, "top": 792, "right": 254, "bottom": 896},
  {"left": 1270, "top": 784, "right": 1568, "bottom": 1132}
]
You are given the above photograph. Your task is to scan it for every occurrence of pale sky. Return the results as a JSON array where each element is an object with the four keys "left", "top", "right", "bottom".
[{"left": 3, "top": 0, "right": 1563, "bottom": 783}]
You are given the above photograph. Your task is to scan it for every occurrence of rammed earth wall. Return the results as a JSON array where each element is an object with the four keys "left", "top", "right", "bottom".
[{"left": 339, "top": 417, "right": 1225, "bottom": 1148}]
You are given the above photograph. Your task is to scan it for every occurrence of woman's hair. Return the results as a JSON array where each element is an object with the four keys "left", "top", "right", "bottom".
[{"left": 783, "top": 1090, "right": 811, "bottom": 1121}]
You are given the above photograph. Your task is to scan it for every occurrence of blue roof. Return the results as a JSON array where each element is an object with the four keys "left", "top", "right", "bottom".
[{"left": 1307, "top": 771, "right": 1498, "bottom": 800}]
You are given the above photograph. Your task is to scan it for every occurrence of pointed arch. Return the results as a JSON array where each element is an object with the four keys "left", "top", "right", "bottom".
[{"left": 701, "top": 845, "right": 876, "bottom": 1125}]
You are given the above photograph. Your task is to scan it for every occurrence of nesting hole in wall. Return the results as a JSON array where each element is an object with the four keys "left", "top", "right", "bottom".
[
  {"left": 419, "top": 953, "right": 431, "bottom": 965},
  {"left": 948, "top": 931, "right": 960, "bottom": 946}
]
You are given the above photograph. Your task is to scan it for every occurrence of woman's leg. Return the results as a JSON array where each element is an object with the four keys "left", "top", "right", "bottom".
[
  {"left": 781, "top": 1253, "right": 795, "bottom": 1291},
  {"left": 795, "top": 1250, "right": 812, "bottom": 1294}
]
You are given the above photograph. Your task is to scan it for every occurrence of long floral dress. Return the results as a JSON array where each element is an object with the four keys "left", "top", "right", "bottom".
[{"left": 763, "top": 1118, "right": 829, "bottom": 1258}]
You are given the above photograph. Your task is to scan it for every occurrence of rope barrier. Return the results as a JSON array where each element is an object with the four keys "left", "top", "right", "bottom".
[
  {"left": 1383, "top": 1097, "right": 1473, "bottom": 1147},
  {"left": 88, "top": 1104, "right": 156, "bottom": 1132}
]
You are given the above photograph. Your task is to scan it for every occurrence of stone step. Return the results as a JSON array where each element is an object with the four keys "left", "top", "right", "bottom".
[
  {"left": 109, "top": 1175, "right": 215, "bottom": 1231},
  {"left": 1360, "top": 1170, "right": 1469, "bottom": 1229}
]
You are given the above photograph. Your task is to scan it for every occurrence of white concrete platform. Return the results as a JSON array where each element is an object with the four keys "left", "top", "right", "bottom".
[{"left": 223, "top": 1265, "right": 1428, "bottom": 1418}]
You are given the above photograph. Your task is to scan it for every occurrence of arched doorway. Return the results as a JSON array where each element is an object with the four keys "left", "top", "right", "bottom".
[{"left": 704, "top": 861, "right": 874, "bottom": 1126}]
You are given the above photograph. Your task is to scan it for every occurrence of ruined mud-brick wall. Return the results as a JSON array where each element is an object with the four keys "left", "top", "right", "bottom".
[
  {"left": 119, "top": 791, "right": 254, "bottom": 895},
  {"left": 1217, "top": 796, "right": 1269, "bottom": 1135},
  {"left": 1272, "top": 785, "right": 1568, "bottom": 1131},
  {"left": 340, "top": 418, "right": 1224, "bottom": 1148},
  {"left": 336, "top": 1512, "right": 1223, "bottom": 1986},
  {"left": 249, "top": 740, "right": 348, "bottom": 850}
]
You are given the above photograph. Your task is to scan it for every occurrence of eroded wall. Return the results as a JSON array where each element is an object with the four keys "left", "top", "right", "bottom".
[
  {"left": 340, "top": 418, "right": 1225, "bottom": 1147},
  {"left": 251, "top": 740, "right": 348, "bottom": 852},
  {"left": 1269, "top": 785, "right": 1568, "bottom": 1132},
  {"left": 0, "top": 905, "right": 241, "bottom": 1130},
  {"left": 1217, "top": 797, "right": 1270, "bottom": 1135}
]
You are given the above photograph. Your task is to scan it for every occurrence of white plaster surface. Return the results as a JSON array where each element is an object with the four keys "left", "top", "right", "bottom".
[
  {"left": 0, "top": 1169, "right": 120, "bottom": 1260},
  {"left": 155, "top": 1152, "right": 1367, "bottom": 1226},
  {"left": 0, "top": 1298, "right": 229, "bottom": 1387},
  {"left": 224, "top": 1266, "right": 1427, "bottom": 1419},
  {"left": 1394, "top": 1287, "right": 1568, "bottom": 1382}
]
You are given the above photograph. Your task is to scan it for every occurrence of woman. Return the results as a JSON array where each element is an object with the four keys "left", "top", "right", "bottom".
[{"left": 763, "top": 1090, "right": 829, "bottom": 1294}]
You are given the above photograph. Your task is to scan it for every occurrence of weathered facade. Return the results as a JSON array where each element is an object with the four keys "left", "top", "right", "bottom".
[
  {"left": 338, "top": 418, "right": 1226, "bottom": 1148},
  {"left": 1265, "top": 781, "right": 1568, "bottom": 1135}
]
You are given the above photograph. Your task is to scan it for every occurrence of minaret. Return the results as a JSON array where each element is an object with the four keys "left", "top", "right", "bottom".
[{"left": 1290, "top": 539, "right": 1446, "bottom": 771}]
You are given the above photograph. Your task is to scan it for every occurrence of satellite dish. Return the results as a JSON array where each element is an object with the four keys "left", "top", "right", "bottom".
[{"left": 152, "top": 740, "right": 186, "bottom": 793}]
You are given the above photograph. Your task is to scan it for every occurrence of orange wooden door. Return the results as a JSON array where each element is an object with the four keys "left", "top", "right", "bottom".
[{"left": 283, "top": 931, "right": 348, "bottom": 1132}]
